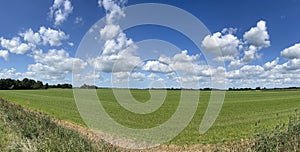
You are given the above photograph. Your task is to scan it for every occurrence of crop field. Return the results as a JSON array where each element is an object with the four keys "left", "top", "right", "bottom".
[{"left": 0, "top": 89, "right": 300, "bottom": 146}]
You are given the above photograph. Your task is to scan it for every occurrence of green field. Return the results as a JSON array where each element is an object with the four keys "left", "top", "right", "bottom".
[{"left": 0, "top": 89, "right": 299, "bottom": 145}]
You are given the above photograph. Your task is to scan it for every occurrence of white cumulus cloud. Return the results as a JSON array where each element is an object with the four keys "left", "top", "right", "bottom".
[
  {"left": 0, "top": 37, "right": 33, "bottom": 54},
  {"left": 49, "top": 0, "right": 73, "bottom": 26},
  {"left": 39, "top": 26, "right": 69, "bottom": 46},
  {"left": 142, "top": 61, "right": 173, "bottom": 73},
  {"left": 243, "top": 20, "right": 270, "bottom": 48},
  {"left": 89, "top": 0, "right": 142, "bottom": 74},
  {"left": 202, "top": 32, "right": 240, "bottom": 60},
  {"left": 263, "top": 57, "right": 279, "bottom": 70},
  {"left": 0, "top": 68, "right": 23, "bottom": 79},
  {"left": 242, "top": 45, "right": 257, "bottom": 63},
  {"left": 20, "top": 26, "right": 68, "bottom": 47},
  {"left": 98, "top": 0, "right": 126, "bottom": 24},
  {"left": 281, "top": 43, "right": 300, "bottom": 59},
  {"left": 282, "top": 58, "right": 300, "bottom": 71},
  {"left": 142, "top": 50, "right": 211, "bottom": 78},
  {"left": 100, "top": 24, "right": 121, "bottom": 40},
  {"left": 19, "top": 28, "right": 41, "bottom": 45},
  {"left": 0, "top": 50, "right": 9, "bottom": 61},
  {"left": 131, "top": 72, "right": 146, "bottom": 81},
  {"left": 28, "top": 49, "right": 87, "bottom": 81}
]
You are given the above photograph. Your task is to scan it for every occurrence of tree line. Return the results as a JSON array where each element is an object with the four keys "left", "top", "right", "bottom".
[{"left": 0, "top": 78, "right": 72, "bottom": 90}]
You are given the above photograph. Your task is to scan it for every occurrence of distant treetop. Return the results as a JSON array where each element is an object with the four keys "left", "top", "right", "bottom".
[{"left": 0, "top": 78, "right": 72, "bottom": 90}]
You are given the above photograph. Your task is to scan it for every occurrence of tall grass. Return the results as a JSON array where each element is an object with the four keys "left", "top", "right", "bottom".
[
  {"left": 0, "top": 99, "right": 118, "bottom": 152},
  {"left": 254, "top": 110, "right": 300, "bottom": 151}
]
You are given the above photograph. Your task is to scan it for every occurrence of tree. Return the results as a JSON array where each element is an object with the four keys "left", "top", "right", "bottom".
[
  {"left": 22, "top": 78, "right": 30, "bottom": 89},
  {"left": 43, "top": 83, "right": 49, "bottom": 89},
  {"left": 33, "top": 81, "right": 43, "bottom": 89},
  {"left": 0, "top": 78, "right": 73, "bottom": 90},
  {"left": 15, "top": 80, "right": 22, "bottom": 89}
]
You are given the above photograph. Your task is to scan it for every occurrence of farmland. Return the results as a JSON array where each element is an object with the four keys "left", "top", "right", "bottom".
[{"left": 0, "top": 89, "right": 299, "bottom": 146}]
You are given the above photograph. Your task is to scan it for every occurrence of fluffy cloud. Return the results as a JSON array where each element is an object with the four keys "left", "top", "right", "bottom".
[
  {"left": 68, "top": 42, "right": 74, "bottom": 46},
  {"left": 168, "top": 51, "right": 201, "bottom": 75},
  {"left": 89, "top": 32, "right": 141, "bottom": 73},
  {"left": 1, "top": 26, "right": 68, "bottom": 56},
  {"left": 263, "top": 57, "right": 279, "bottom": 70},
  {"left": 214, "top": 56, "right": 235, "bottom": 62},
  {"left": 0, "top": 68, "right": 23, "bottom": 79},
  {"left": 49, "top": 0, "right": 73, "bottom": 26},
  {"left": 226, "top": 61, "right": 300, "bottom": 88},
  {"left": 39, "top": 26, "right": 69, "bottom": 46},
  {"left": 276, "top": 43, "right": 300, "bottom": 72},
  {"left": 241, "top": 45, "right": 257, "bottom": 63},
  {"left": 281, "top": 43, "right": 300, "bottom": 59},
  {"left": 74, "top": 71, "right": 103, "bottom": 84},
  {"left": 211, "top": 20, "right": 271, "bottom": 69},
  {"left": 112, "top": 72, "right": 130, "bottom": 83},
  {"left": 142, "top": 61, "right": 173, "bottom": 73},
  {"left": 240, "top": 65, "right": 265, "bottom": 77},
  {"left": 140, "top": 50, "right": 223, "bottom": 88},
  {"left": 147, "top": 73, "right": 159, "bottom": 80},
  {"left": 172, "top": 50, "right": 200, "bottom": 62},
  {"left": 20, "top": 26, "right": 68, "bottom": 46},
  {"left": 28, "top": 49, "right": 87, "bottom": 81},
  {"left": 282, "top": 58, "right": 300, "bottom": 71},
  {"left": 0, "top": 37, "right": 33, "bottom": 54},
  {"left": 141, "top": 50, "right": 217, "bottom": 84},
  {"left": 89, "top": 51, "right": 141, "bottom": 73},
  {"left": 100, "top": 24, "right": 121, "bottom": 40},
  {"left": 102, "top": 33, "right": 135, "bottom": 55},
  {"left": 89, "top": 0, "right": 142, "bottom": 73},
  {"left": 226, "top": 65, "right": 265, "bottom": 82},
  {"left": 228, "top": 45, "right": 264, "bottom": 70},
  {"left": 202, "top": 32, "right": 240, "bottom": 61},
  {"left": 221, "top": 27, "right": 238, "bottom": 34},
  {"left": 19, "top": 28, "right": 41, "bottom": 45},
  {"left": 228, "top": 59, "right": 243, "bottom": 69},
  {"left": 0, "top": 50, "right": 9, "bottom": 61},
  {"left": 131, "top": 72, "right": 146, "bottom": 81},
  {"left": 98, "top": 0, "right": 126, "bottom": 24},
  {"left": 243, "top": 20, "right": 270, "bottom": 48}
]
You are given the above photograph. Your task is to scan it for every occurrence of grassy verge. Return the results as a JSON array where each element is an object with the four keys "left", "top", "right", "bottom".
[
  {"left": 0, "top": 113, "right": 19, "bottom": 151},
  {"left": 254, "top": 111, "right": 300, "bottom": 151},
  {"left": 0, "top": 99, "right": 118, "bottom": 152}
]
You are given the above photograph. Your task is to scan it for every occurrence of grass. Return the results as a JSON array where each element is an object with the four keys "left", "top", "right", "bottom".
[
  {"left": 0, "top": 99, "right": 117, "bottom": 151},
  {"left": 0, "top": 89, "right": 299, "bottom": 146},
  {"left": 0, "top": 112, "right": 16, "bottom": 150},
  {"left": 254, "top": 112, "right": 300, "bottom": 151}
]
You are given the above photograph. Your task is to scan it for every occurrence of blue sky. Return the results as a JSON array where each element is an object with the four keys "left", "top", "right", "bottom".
[{"left": 1, "top": 0, "right": 300, "bottom": 88}]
